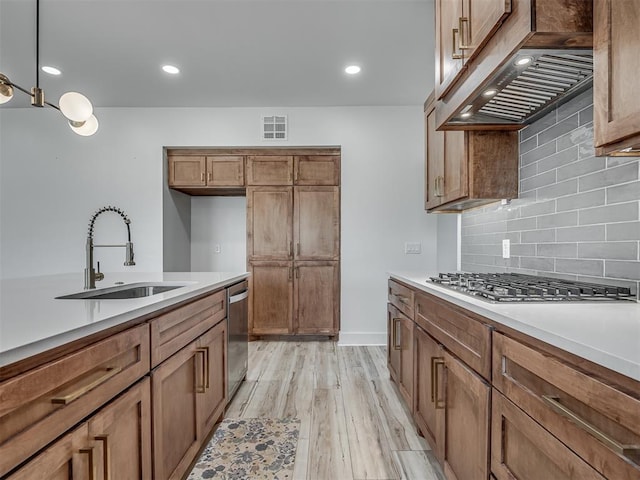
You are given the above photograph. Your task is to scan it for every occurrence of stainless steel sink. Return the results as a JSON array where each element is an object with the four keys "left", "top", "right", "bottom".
[{"left": 56, "top": 282, "right": 188, "bottom": 300}]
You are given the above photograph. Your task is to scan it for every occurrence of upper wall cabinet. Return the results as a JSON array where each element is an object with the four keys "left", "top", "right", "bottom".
[
  {"left": 435, "top": 0, "right": 592, "bottom": 130},
  {"left": 594, "top": 0, "right": 640, "bottom": 156},
  {"left": 247, "top": 156, "right": 294, "bottom": 185},
  {"left": 435, "top": 0, "right": 512, "bottom": 99},
  {"left": 425, "top": 92, "right": 519, "bottom": 212},
  {"left": 294, "top": 155, "right": 340, "bottom": 186},
  {"left": 168, "top": 154, "right": 245, "bottom": 195}
]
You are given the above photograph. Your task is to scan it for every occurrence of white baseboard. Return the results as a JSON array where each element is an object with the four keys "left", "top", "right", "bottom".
[{"left": 338, "top": 332, "right": 386, "bottom": 346}]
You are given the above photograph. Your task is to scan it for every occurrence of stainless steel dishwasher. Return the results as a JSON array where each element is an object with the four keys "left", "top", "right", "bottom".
[{"left": 227, "top": 280, "right": 248, "bottom": 400}]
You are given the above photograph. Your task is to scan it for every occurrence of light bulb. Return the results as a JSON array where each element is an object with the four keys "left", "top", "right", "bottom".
[
  {"left": 59, "top": 91, "right": 93, "bottom": 122},
  {"left": 345, "top": 65, "right": 361, "bottom": 75},
  {"left": 0, "top": 74, "right": 14, "bottom": 104},
  {"left": 42, "top": 66, "right": 62, "bottom": 76},
  {"left": 69, "top": 114, "right": 99, "bottom": 136}
]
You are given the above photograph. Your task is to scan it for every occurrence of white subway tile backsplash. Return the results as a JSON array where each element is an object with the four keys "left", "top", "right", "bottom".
[{"left": 460, "top": 88, "right": 639, "bottom": 294}]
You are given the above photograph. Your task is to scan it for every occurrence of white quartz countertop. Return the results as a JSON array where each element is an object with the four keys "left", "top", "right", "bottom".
[
  {"left": 0, "top": 271, "right": 249, "bottom": 368},
  {"left": 390, "top": 272, "right": 640, "bottom": 383}
]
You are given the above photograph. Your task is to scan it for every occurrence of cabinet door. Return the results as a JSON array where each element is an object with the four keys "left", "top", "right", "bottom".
[
  {"left": 168, "top": 155, "right": 206, "bottom": 187},
  {"left": 387, "top": 304, "right": 402, "bottom": 384},
  {"left": 440, "top": 350, "right": 490, "bottom": 480},
  {"left": 294, "top": 261, "right": 339, "bottom": 335},
  {"left": 152, "top": 343, "right": 200, "bottom": 480},
  {"left": 492, "top": 391, "right": 605, "bottom": 480},
  {"left": 294, "top": 155, "right": 340, "bottom": 185},
  {"left": 398, "top": 314, "right": 414, "bottom": 409},
  {"left": 247, "top": 186, "right": 293, "bottom": 260},
  {"left": 435, "top": 0, "right": 465, "bottom": 98},
  {"left": 413, "top": 326, "right": 441, "bottom": 454},
  {"left": 294, "top": 186, "right": 339, "bottom": 260},
  {"left": 7, "top": 423, "right": 94, "bottom": 480},
  {"left": 196, "top": 320, "right": 227, "bottom": 438},
  {"left": 206, "top": 155, "right": 245, "bottom": 187},
  {"left": 441, "top": 129, "right": 467, "bottom": 205},
  {"left": 462, "top": 0, "right": 511, "bottom": 63},
  {"left": 594, "top": 0, "right": 640, "bottom": 153},
  {"left": 249, "top": 261, "right": 293, "bottom": 335},
  {"left": 425, "top": 104, "right": 445, "bottom": 210},
  {"left": 246, "top": 155, "right": 293, "bottom": 185},
  {"left": 88, "top": 378, "right": 152, "bottom": 480}
]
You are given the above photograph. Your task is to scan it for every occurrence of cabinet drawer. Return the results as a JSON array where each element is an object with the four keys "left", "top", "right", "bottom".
[
  {"left": 415, "top": 292, "right": 491, "bottom": 380},
  {"left": 150, "top": 289, "right": 226, "bottom": 367},
  {"left": 493, "top": 333, "right": 640, "bottom": 479},
  {"left": 0, "top": 323, "right": 150, "bottom": 477},
  {"left": 492, "top": 390, "right": 605, "bottom": 480},
  {"left": 246, "top": 155, "right": 293, "bottom": 185},
  {"left": 388, "top": 279, "right": 415, "bottom": 320}
]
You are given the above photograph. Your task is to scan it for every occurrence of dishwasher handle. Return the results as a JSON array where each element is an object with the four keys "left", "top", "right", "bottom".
[{"left": 229, "top": 290, "right": 248, "bottom": 304}]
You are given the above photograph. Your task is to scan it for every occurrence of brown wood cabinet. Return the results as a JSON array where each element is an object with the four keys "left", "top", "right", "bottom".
[
  {"left": 294, "top": 261, "right": 340, "bottom": 335},
  {"left": 440, "top": 349, "right": 491, "bottom": 480},
  {"left": 151, "top": 319, "right": 227, "bottom": 480},
  {"left": 435, "top": 0, "right": 511, "bottom": 99},
  {"left": 294, "top": 186, "right": 340, "bottom": 261},
  {"left": 434, "top": 0, "right": 592, "bottom": 129},
  {"left": 594, "top": 0, "right": 640, "bottom": 156},
  {"left": 386, "top": 303, "right": 414, "bottom": 408},
  {"left": 413, "top": 325, "right": 441, "bottom": 456},
  {"left": 247, "top": 155, "right": 293, "bottom": 185},
  {"left": 492, "top": 391, "right": 604, "bottom": 480},
  {"left": 424, "top": 92, "right": 519, "bottom": 212},
  {"left": 247, "top": 186, "right": 293, "bottom": 261},
  {"left": 8, "top": 378, "right": 152, "bottom": 480},
  {"left": 168, "top": 155, "right": 245, "bottom": 194},
  {"left": 389, "top": 275, "right": 640, "bottom": 480},
  {"left": 0, "top": 324, "right": 150, "bottom": 477},
  {"left": 493, "top": 332, "right": 640, "bottom": 479},
  {"left": 249, "top": 261, "right": 293, "bottom": 335},
  {"left": 294, "top": 155, "right": 340, "bottom": 185}
]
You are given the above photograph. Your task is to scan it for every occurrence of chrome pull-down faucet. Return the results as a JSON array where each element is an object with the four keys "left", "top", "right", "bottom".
[{"left": 85, "top": 206, "right": 135, "bottom": 289}]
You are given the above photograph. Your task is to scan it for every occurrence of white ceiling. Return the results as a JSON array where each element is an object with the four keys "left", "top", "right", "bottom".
[{"left": 0, "top": 0, "right": 435, "bottom": 109}]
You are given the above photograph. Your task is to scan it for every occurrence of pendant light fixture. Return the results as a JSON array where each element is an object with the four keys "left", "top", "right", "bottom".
[{"left": 0, "top": 0, "right": 98, "bottom": 136}]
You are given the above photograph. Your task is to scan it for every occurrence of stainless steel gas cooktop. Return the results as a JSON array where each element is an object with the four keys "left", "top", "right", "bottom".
[{"left": 429, "top": 273, "right": 634, "bottom": 303}]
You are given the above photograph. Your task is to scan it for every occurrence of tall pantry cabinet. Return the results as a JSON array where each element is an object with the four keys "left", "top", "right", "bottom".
[{"left": 247, "top": 154, "right": 340, "bottom": 338}]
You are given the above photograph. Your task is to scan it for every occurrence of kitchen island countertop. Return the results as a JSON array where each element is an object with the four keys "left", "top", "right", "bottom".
[
  {"left": 0, "top": 271, "right": 249, "bottom": 368},
  {"left": 390, "top": 272, "right": 640, "bottom": 382}
]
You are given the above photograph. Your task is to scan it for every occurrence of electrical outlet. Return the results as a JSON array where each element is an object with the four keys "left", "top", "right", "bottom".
[
  {"left": 502, "top": 239, "right": 510, "bottom": 259},
  {"left": 404, "top": 242, "right": 422, "bottom": 254},
  {"left": 214, "top": 244, "right": 221, "bottom": 254}
]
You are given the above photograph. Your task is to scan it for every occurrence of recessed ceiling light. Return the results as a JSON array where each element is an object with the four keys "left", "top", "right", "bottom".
[
  {"left": 345, "top": 65, "right": 361, "bottom": 75},
  {"left": 515, "top": 57, "right": 533, "bottom": 66},
  {"left": 162, "top": 65, "right": 180, "bottom": 75},
  {"left": 460, "top": 112, "right": 472, "bottom": 118},
  {"left": 483, "top": 89, "right": 498, "bottom": 97},
  {"left": 42, "top": 66, "right": 61, "bottom": 76}
]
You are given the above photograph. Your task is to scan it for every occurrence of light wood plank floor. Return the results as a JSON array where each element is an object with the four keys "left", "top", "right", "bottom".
[{"left": 225, "top": 340, "right": 445, "bottom": 480}]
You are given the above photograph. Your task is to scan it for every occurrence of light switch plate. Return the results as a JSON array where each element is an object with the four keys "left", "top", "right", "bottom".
[
  {"left": 405, "top": 242, "right": 422, "bottom": 254},
  {"left": 502, "top": 239, "right": 510, "bottom": 259}
]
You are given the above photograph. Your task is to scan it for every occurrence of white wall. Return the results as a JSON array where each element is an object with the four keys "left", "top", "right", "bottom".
[
  {"left": 191, "top": 196, "right": 247, "bottom": 272},
  {"left": 1, "top": 106, "right": 457, "bottom": 343}
]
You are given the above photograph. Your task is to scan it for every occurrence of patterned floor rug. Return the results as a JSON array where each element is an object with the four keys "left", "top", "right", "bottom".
[{"left": 188, "top": 418, "right": 300, "bottom": 480}]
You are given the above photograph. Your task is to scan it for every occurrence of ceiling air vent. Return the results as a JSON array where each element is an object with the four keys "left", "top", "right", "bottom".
[{"left": 262, "top": 115, "right": 288, "bottom": 140}]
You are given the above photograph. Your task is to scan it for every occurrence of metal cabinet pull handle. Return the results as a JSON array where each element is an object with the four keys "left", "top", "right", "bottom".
[
  {"left": 432, "top": 357, "right": 445, "bottom": 409},
  {"left": 393, "top": 318, "right": 402, "bottom": 350},
  {"left": 458, "top": 17, "right": 472, "bottom": 50},
  {"left": 208, "top": 172, "right": 213, "bottom": 182},
  {"left": 452, "top": 29, "right": 463, "bottom": 60},
  {"left": 201, "top": 172, "right": 205, "bottom": 182},
  {"left": 51, "top": 367, "right": 122, "bottom": 405},
  {"left": 289, "top": 267, "right": 293, "bottom": 281},
  {"left": 95, "top": 435, "right": 110, "bottom": 480},
  {"left": 195, "top": 348, "right": 208, "bottom": 393},
  {"left": 79, "top": 447, "right": 97, "bottom": 480},
  {"left": 296, "top": 242, "right": 301, "bottom": 256},
  {"left": 542, "top": 395, "right": 640, "bottom": 457},
  {"left": 295, "top": 267, "right": 300, "bottom": 279}
]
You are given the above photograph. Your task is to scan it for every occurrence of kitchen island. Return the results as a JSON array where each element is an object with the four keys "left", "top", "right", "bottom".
[{"left": 0, "top": 271, "right": 248, "bottom": 479}]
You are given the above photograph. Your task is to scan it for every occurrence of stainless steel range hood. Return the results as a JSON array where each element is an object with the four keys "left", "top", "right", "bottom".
[{"left": 448, "top": 48, "right": 593, "bottom": 127}]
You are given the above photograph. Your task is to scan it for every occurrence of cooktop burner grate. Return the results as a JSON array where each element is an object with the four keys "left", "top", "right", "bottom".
[{"left": 428, "top": 273, "right": 634, "bottom": 302}]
